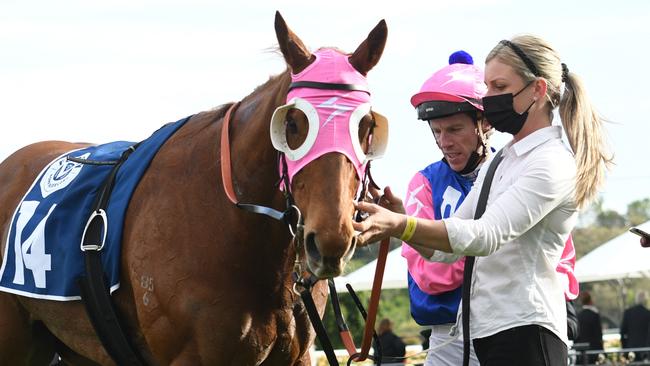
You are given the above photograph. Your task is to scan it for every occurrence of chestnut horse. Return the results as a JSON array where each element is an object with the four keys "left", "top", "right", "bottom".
[{"left": 0, "top": 12, "right": 387, "bottom": 365}]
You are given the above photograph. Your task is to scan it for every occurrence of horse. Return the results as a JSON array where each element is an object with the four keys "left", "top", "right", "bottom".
[{"left": 0, "top": 12, "right": 387, "bottom": 365}]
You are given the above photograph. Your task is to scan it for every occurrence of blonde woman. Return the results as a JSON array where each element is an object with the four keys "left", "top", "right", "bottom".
[{"left": 354, "top": 35, "right": 612, "bottom": 365}]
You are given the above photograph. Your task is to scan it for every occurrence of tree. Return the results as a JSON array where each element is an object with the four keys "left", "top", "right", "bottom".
[
  {"left": 318, "top": 288, "right": 420, "bottom": 351},
  {"left": 627, "top": 198, "right": 650, "bottom": 226},
  {"left": 573, "top": 226, "right": 626, "bottom": 259},
  {"left": 596, "top": 209, "right": 626, "bottom": 228},
  {"left": 577, "top": 197, "right": 603, "bottom": 228},
  {"left": 574, "top": 198, "right": 650, "bottom": 330},
  {"left": 574, "top": 197, "right": 627, "bottom": 258}
]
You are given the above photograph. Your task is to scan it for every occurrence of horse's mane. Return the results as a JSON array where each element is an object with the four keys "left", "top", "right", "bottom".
[
  {"left": 209, "top": 103, "right": 234, "bottom": 120},
  {"left": 209, "top": 66, "right": 291, "bottom": 120},
  {"left": 250, "top": 70, "right": 291, "bottom": 96},
  {"left": 242, "top": 45, "right": 351, "bottom": 104},
  {"left": 316, "top": 46, "right": 349, "bottom": 55},
  {"left": 246, "top": 46, "right": 350, "bottom": 100}
]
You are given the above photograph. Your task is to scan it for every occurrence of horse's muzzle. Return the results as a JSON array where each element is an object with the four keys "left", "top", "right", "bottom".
[{"left": 304, "top": 232, "right": 356, "bottom": 278}]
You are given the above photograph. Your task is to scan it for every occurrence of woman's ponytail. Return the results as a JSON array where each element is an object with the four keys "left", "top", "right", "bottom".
[{"left": 559, "top": 70, "right": 613, "bottom": 208}]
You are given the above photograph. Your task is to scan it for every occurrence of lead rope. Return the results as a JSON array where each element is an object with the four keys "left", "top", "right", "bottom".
[
  {"left": 347, "top": 237, "right": 389, "bottom": 363},
  {"left": 329, "top": 280, "right": 382, "bottom": 365},
  {"left": 297, "top": 237, "right": 389, "bottom": 366}
]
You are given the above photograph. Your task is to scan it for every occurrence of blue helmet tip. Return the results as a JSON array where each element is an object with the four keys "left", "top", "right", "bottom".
[{"left": 449, "top": 50, "right": 473, "bottom": 65}]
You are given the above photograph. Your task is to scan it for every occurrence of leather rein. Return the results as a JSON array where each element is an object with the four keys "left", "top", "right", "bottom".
[{"left": 219, "top": 100, "right": 391, "bottom": 365}]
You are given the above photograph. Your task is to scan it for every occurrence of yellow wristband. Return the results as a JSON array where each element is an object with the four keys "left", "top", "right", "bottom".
[{"left": 400, "top": 216, "right": 417, "bottom": 242}]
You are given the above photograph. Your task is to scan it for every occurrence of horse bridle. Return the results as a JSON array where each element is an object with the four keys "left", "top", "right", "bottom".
[
  {"left": 220, "top": 101, "right": 302, "bottom": 227},
  {"left": 219, "top": 90, "right": 390, "bottom": 365}
]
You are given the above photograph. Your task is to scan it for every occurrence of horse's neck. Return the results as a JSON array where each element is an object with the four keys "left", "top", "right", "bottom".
[
  {"left": 229, "top": 72, "right": 291, "bottom": 206},
  {"left": 223, "top": 72, "right": 299, "bottom": 296}
]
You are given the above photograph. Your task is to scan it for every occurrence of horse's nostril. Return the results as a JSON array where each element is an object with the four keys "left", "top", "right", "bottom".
[{"left": 305, "top": 232, "right": 321, "bottom": 263}]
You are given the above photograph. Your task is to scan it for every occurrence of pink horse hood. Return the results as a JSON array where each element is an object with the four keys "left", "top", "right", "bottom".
[{"left": 270, "top": 48, "right": 388, "bottom": 185}]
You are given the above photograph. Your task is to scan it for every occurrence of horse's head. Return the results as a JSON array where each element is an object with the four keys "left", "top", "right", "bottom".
[{"left": 272, "top": 12, "right": 388, "bottom": 278}]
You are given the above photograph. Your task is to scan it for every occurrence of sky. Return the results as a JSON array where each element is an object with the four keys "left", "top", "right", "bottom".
[{"left": 1, "top": 0, "right": 649, "bottom": 214}]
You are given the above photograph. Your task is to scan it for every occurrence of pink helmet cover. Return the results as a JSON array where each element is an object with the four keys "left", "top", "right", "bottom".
[{"left": 410, "top": 63, "right": 486, "bottom": 110}]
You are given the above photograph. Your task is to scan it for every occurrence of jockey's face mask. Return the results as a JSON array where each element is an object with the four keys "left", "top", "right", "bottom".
[{"left": 269, "top": 48, "right": 388, "bottom": 185}]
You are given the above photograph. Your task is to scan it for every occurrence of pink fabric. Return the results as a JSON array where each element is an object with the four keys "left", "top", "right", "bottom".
[
  {"left": 401, "top": 172, "right": 465, "bottom": 295},
  {"left": 557, "top": 235, "right": 579, "bottom": 300},
  {"left": 410, "top": 63, "right": 486, "bottom": 110},
  {"left": 284, "top": 48, "right": 371, "bottom": 183}
]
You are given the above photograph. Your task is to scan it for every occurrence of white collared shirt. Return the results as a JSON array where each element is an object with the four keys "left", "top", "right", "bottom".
[{"left": 431, "top": 125, "right": 578, "bottom": 344}]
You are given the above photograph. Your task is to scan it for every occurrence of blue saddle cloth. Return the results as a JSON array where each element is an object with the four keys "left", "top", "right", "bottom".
[{"left": 0, "top": 116, "right": 190, "bottom": 300}]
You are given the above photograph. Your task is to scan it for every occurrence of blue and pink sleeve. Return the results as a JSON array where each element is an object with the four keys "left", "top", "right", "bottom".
[{"left": 401, "top": 172, "right": 465, "bottom": 295}]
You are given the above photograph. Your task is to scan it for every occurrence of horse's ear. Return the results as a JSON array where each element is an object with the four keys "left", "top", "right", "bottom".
[
  {"left": 349, "top": 20, "right": 388, "bottom": 76},
  {"left": 275, "top": 11, "right": 314, "bottom": 74}
]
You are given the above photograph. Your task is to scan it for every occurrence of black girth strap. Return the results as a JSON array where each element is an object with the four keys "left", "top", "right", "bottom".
[
  {"left": 76, "top": 145, "right": 146, "bottom": 366},
  {"left": 462, "top": 149, "right": 504, "bottom": 366},
  {"left": 288, "top": 81, "right": 370, "bottom": 94}
]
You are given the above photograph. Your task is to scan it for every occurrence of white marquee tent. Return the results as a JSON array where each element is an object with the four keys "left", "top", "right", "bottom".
[
  {"left": 334, "top": 247, "right": 408, "bottom": 292},
  {"left": 574, "top": 220, "right": 650, "bottom": 283}
]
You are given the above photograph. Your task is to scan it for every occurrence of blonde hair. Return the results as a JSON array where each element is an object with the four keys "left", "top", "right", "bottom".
[{"left": 486, "top": 35, "right": 613, "bottom": 208}]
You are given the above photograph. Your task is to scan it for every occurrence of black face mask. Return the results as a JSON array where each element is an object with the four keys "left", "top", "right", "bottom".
[{"left": 482, "top": 82, "right": 535, "bottom": 135}]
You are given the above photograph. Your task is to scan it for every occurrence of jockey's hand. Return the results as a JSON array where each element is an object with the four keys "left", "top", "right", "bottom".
[
  {"left": 352, "top": 200, "right": 402, "bottom": 246},
  {"left": 368, "top": 186, "right": 405, "bottom": 214}
]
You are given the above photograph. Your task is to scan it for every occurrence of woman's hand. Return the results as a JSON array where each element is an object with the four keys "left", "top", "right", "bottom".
[
  {"left": 370, "top": 186, "right": 406, "bottom": 214},
  {"left": 352, "top": 200, "right": 403, "bottom": 246}
]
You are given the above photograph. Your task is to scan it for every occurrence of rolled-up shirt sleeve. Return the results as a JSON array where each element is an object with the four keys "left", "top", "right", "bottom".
[{"left": 443, "top": 153, "right": 575, "bottom": 257}]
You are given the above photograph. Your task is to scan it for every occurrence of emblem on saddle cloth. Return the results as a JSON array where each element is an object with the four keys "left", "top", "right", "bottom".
[{"left": 0, "top": 117, "right": 190, "bottom": 300}]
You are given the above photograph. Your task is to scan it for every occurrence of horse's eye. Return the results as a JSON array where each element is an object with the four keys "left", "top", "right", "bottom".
[
  {"left": 358, "top": 116, "right": 376, "bottom": 153},
  {"left": 286, "top": 117, "right": 298, "bottom": 134},
  {"left": 285, "top": 109, "right": 309, "bottom": 150}
]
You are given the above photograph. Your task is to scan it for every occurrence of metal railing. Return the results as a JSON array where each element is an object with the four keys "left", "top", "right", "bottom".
[{"left": 570, "top": 343, "right": 650, "bottom": 365}]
